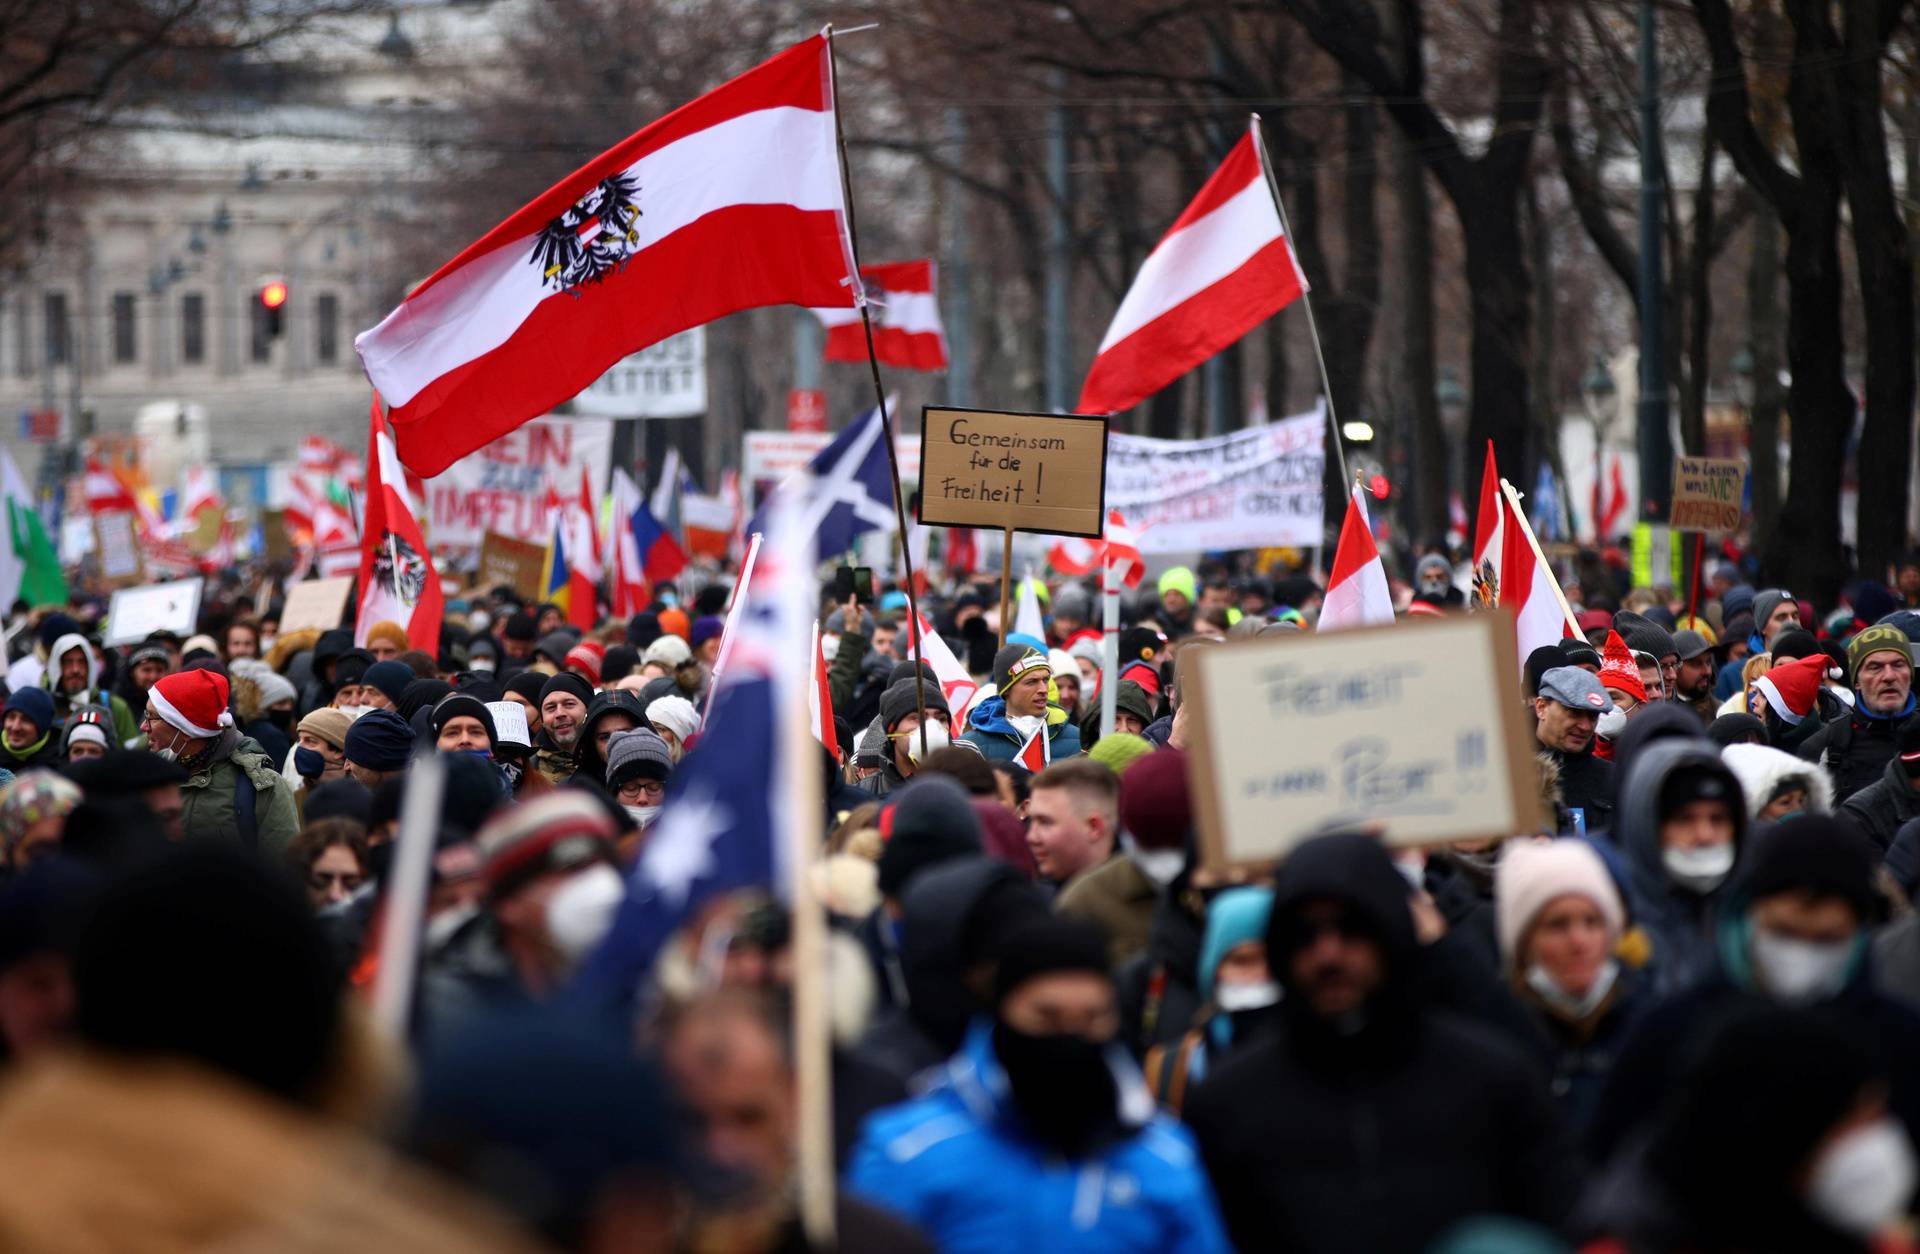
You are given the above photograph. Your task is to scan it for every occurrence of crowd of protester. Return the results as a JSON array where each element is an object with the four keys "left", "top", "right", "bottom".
[{"left": 2, "top": 544, "right": 1920, "bottom": 1251}]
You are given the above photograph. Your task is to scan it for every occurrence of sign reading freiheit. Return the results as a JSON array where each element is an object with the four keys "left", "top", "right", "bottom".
[
  {"left": 917, "top": 407, "right": 1107, "bottom": 538},
  {"left": 1181, "top": 611, "right": 1542, "bottom": 872},
  {"left": 1669, "top": 456, "right": 1746, "bottom": 535}
]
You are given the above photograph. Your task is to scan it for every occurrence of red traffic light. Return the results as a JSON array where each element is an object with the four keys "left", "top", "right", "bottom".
[
  {"left": 259, "top": 280, "right": 289, "bottom": 309},
  {"left": 1370, "top": 474, "right": 1391, "bottom": 500}
]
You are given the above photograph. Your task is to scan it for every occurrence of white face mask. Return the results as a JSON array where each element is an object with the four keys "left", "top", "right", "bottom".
[
  {"left": 258, "top": 635, "right": 277, "bottom": 655},
  {"left": 623, "top": 804, "right": 661, "bottom": 829},
  {"left": 545, "top": 864, "right": 625, "bottom": 964},
  {"left": 1215, "top": 980, "right": 1281, "bottom": 1013},
  {"left": 820, "top": 633, "right": 841, "bottom": 662},
  {"left": 1751, "top": 929, "right": 1855, "bottom": 1005},
  {"left": 470, "top": 658, "right": 496, "bottom": 674},
  {"left": 1392, "top": 851, "right": 1427, "bottom": 892},
  {"left": 1807, "top": 1117, "right": 1918, "bottom": 1238},
  {"left": 1663, "top": 843, "right": 1735, "bottom": 894},
  {"left": 903, "top": 719, "right": 949, "bottom": 766},
  {"left": 1132, "top": 846, "right": 1185, "bottom": 887},
  {"left": 1525, "top": 958, "right": 1619, "bottom": 1020},
  {"left": 337, "top": 704, "right": 374, "bottom": 721},
  {"left": 1595, "top": 708, "right": 1628, "bottom": 739}
]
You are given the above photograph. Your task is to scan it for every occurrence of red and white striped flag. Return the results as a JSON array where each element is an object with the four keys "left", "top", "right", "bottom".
[
  {"left": 809, "top": 622, "right": 839, "bottom": 758},
  {"left": 1498, "top": 481, "right": 1582, "bottom": 672},
  {"left": 909, "top": 612, "right": 980, "bottom": 736},
  {"left": 606, "top": 467, "right": 650, "bottom": 618},
  {"left": 1319, "top": 485, "right": 1393, "bottom": 633},
  {"left": 1048, "top": 509, "right": 1146, "bottom": 588},
  {"left": 357, "top": 35, "right": 858, "bottom": 476},
  {"left": 567, "top": 467, "right": 601, "bottom": 631},
  {"left": 813, "top": 259, "right": 948, "bottom": 371},
  {"left": 356, "top": 398, "right": 444, "bottom": 652},
  {"left": 83, "top": 459, "right": 139, "bottom": 516},
  {"left": 1078, "top": 119, "right": 1305, "bottom": 415},
  {"left": 1014, "top": 722, "right": 1049, "bottom": 772},
  {"left": 1471, "top": 442, "right": 1503, "bottom": 608},
  {"left": 945, "top": 527, "right": 978, "bottom": 580}
]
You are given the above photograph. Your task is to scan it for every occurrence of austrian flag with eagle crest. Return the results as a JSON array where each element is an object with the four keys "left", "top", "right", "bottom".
[{"left": 532, "top": 173, "right": 643, "bottom": 294}]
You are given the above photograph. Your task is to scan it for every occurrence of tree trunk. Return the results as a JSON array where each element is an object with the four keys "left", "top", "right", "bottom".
[
  {"left": 1325, "top": 76, "right": 1380, "bottom": 435},
  {"left": 1397, "top": 129, "right": 1445, "bottom": 544},
  {"left": 1460, "top": 186, "right": 1537, "bottom": 493},
  {"left": 1771, "top": 182, "right": 1851, "bottom": 606},
  {"left": 1748, "top": 206, "right": 1785, "bottom": 545},
  {"left": 1841, "top": 4, "right": 1914, "bottom": 582},
  {"left": 1680, "top": 131, "right": 1716, "bottom": 455}
]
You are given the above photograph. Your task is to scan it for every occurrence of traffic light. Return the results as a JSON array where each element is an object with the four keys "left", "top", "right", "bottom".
[{"left": 257, "top": 277, "right": 288, "bottom": 340}]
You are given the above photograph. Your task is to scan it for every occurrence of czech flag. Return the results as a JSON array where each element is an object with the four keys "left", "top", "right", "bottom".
[{"left": 630, "top": 499, "right": 687, "bottom": 585}]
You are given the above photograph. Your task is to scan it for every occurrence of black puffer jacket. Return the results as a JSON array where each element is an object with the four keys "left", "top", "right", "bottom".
[
  {"left": 1798, "top": 695, "right": 1918, "bottom": 805},
  {"left": 1839, "top": 755, "right": 1920, "bottom": 855},
  {"left": 1184, "top": 834, "right": 1579, "bottom": 1254}
]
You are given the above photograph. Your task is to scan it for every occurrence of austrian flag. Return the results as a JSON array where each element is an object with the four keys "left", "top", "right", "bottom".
[
  {"left": 813, "top": 260, "right": 948, "bottom": 372},
  {"left": 356, "top": 35, "right": 858, "bottom": 476}
]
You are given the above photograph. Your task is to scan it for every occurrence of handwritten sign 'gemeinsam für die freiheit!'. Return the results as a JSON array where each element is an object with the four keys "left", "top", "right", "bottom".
[
  {"left": 1180, "top": 611, "right": 1544, "bottom": 871},
  {"left": 916, "top": 407, "right": 1108, "bottom": 538}
]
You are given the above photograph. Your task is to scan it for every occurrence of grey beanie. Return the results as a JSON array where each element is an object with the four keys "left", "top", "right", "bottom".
[
  {"left": 854, "top": 720, "right": 887, "bottom": 769},
  {"left": 1752, "top": 589, "right": 1797, "bottom": 640},
  {"left": 252, "top": 670, "right": 298, "bottom": 709},
  {"left": 879, "top": 678, "right": 949, "bottom": 732},
  {"left": 1613, "top": 610, "right": 1676, "bottom": 663},
  {"left": 1051, "top": 583, "right": 1093, "bottom": 623},
  {"left": 606, "top": 728, "right": 674, "bottom": 788}
]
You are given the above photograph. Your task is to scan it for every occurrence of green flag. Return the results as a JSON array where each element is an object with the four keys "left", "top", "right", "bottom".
[{"left": 0, "top": 449, "right": 66, "bottom": 608}]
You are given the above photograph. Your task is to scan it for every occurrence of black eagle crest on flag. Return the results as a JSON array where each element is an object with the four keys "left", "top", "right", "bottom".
[
  {"left": 373, "top": 530, "right": 431, "bottom": 609},
  {"left": 531, "top": 172, "right": 643, "bottom": 295},
  {"left": 1471, "top": 557, "right": 1499, "bottom": 609}
]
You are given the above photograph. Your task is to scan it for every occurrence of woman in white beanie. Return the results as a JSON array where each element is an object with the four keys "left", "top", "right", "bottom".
[
  {"left": 645, "top": 694, "right": 698, "bottom": 763},
  {"left": 1495, "top": 838, "right": 1647, "bottom": 1138}
]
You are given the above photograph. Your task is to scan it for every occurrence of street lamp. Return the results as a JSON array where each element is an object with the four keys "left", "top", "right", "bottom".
[{"left": 1583, "top": 355, "right": 1616, "bottom": 540}]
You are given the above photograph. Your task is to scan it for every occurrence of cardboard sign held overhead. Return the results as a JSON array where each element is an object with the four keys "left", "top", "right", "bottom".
[
  {"left": 477, "top": 530, "right": 547, "bottom": 603},
  {"left": 917, "top": 407, "right": 1107, "bottom": 538},
  {"left": 1180, "top": 611, "right": 1544, "bottom": 873},
  {"left": 92, "top": 511, "right": 144, "bottom": 584},
  {"left": 1669, "top": 457, "right": 1746, "bottom": 535},
  {"left": 103, "top": 578, "right": 204, "bottom": 646},
  {"left": 279, "top": 576, "right": 355, "bottom": 636}
]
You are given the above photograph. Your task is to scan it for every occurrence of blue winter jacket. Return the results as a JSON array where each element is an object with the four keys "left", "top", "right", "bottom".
[
  {"left": 960, "top": 694, "right": 1083, "bottom": 764},
  {"left": 846, "top": 1020, "right": 1232, "bottom": 1254}
]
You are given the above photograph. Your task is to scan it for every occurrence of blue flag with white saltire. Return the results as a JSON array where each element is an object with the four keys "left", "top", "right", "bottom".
[
  {"left": 571, "top": 484, "right": 813, "bottom": 1011},
  {"left": 746, "top": 397, "right": 897, "bottom": 560}
]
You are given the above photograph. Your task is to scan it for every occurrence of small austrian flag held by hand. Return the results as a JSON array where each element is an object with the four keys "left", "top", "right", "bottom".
[
  {"left": 357, "top": 35, "right": 858, "bottom": 476},
  {"left": 813, "top": 260, "right": 948, "bottom": 371},
  {"left": 1014, "top": 722, "right": 1050, "bottom": 772}
]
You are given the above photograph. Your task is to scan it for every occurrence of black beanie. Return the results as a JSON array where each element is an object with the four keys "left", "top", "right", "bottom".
[
  {"left": 876, "top": 775, "right": 983, "bottom": 899},
  {"left": 1119, "top": 626, "right": 1165, "bottom": 666},
  {"left": 1614, "top": 610, "right": 1676, "bottom": 662},
  {"left": 505, "top": 671, "right": 549, "bottom": 707},
  {"left": 1741, "top": 815, "right": 1877, "bottom": 920},
  {"left": 991, "top": 915, "right": 1111, "bottom": 1006},
  {"left": 74, "top": 843, "right": 341, "bottom": 1104},
  {"left": 991, "top": 643, "right": 1048, "bottom": 693},
  {"left": 431, "top": 693, "right": 498, "bottom": 747},
  {"left": 1657, "top": 763, "right": 1737, "bottom": 823},
  {"left": 1525, "top": 645, "right": 1570, "bottom": 695},
  {"left": 1768, "top": 628, "right": 1820, "bottom": 662},
  {"left": 1708, "top": 713, "right": 1769, "bottom": 748},
  {"left": 879, "top": 678, "right": 949, "bottom": 733},
  {"left": 504, "top": 611, "right": 538, "bottom": 642},
  {"left": 886, "top": 659, "right": 938, "bottom": 689},
  {"left": 627, "top": 613, "right": 663, "bottom": 650},
  {"left": 959, "top": 873, "right": 1050, "bottom": 969},
  {"left": 539, "top": 672, "right": 594, "bottom": 709}
]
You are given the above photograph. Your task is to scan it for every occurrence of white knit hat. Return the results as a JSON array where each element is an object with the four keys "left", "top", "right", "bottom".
[
  {"left": 645, "top": 694, "right": 698, "bottom": 743},
  {"left": 1493, "top": 838, "right": 1625, "bottom": 968},
  {"left": 642, "top": 634, "right": 692, "bottom": 668}
]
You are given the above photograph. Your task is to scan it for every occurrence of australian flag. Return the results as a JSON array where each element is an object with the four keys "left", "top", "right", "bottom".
[
  {"left": 746, "top": 397, "right": 897, "bottom": 562},
  {"left": 571, "top": 484, "right": 813, "bottom": 1013}
]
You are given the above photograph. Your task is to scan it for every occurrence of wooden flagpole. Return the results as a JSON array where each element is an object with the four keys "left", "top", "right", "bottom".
[
  {"left": 827, "top": 24, "right": 930, "bottom": 764},
  {"left": 1501, "top": 478, "right": 1583, "bottom": 638}
]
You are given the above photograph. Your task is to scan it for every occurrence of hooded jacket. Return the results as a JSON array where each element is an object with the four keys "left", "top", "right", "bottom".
[
  {"left": 41, "top": 634, "right": 138, "bottom": 748},
  {"left": 959, "top": 693, "right": 1081, "bottom": 764},
  {"left": 1613, "top": 739, "right": 1749, "bottom": 997},
  {"left": 1797, "top": 688, "right": 1918, "bottom": 804},
  {"left": 846, "top": 1020, "right": 1231, "bottom": 1254},
  {"left": 179, "top": 729, "right": 301, "bottom": 858},
  {"left": 1721, "top": 742, "right": 1835, "bottom": 821},
  {"left": 1839, "top": 754, "right": 1920, "bottom": 855},
  {"left": 1182, "top": 834, "right": 1579, "bottom": 1253}
]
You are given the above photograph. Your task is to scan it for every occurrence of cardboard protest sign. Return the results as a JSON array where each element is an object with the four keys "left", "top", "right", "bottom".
[
  {"left": 278, "top": 576, "right": 355, "bottom": 635},
  {"left": 103, "top": 578, "right": 204, "bottom": 646},
  {"left": 1107, "top": 403, "right": 1326, "bottom": 551},
  {"left": 261, "top": 509, "right": 293, "bottom": 563},
  {"left": 424, "top": 416, "right": 612, "bottom": 547},
  {"left": 916, "top": 407, "right": 1107, "bottom": 538},
  {"left": 1181, "top": 612, "right": 1542, "bottom": 872},
  {"left": 1669, "top": 457, "right": 1746, "bottom": 535},
  {"left": 92, "top": 511, "right": 144, "bottom": 583},
  {"left": 477, "top": 531, "right": 546, "bottom": 603}
]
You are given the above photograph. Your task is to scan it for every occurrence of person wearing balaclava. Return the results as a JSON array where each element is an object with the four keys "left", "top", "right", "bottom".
[
  {"left": 1593, "top": 815, "right": 1920, "bottom": 1168},
  {"left": 419, "top": 792, "right": 626, "bottom": 1041},
  {"left": 1584, "top": 1005, "right": 1919, "bottom": 1252},
  {"left": 1182, "top": 832, "right": 1579, "bottom": 1253},
  {"left": 847, "top": 914, "right": 1232, "bottom": 1252},
  {"left": 1613, "top": 738, "right": 1749, "bottom": 997},
  {"left": 1410, "top": 553, "right": 1464, "bottom": 610}
]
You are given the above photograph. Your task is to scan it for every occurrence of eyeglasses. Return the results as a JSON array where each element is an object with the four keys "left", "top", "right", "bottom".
[{"left": 618, "top": 779, "right": 666, "bottom": 802}]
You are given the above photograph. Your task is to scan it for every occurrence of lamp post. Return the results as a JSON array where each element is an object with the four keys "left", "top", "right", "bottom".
[{"left": 1583, "top": 356, "right": 1616, "bottom": 541}]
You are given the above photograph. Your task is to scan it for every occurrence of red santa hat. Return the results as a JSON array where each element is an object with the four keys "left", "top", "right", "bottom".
[
  {"left": 148, "top": 668, "right": 235, "bottom": 740},
  {"left": 1753, "top": 652, "right": 1830, "bottom": 726},
  {"left": 1598, "top": 631, "right": 1646, "bottom": 703}
]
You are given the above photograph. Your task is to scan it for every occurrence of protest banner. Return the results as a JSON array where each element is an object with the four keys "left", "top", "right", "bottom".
[
  {"left": 261, "top": 509, "right": 293, "bottom": 563},
  {"left": 278, "top": 576, "right": 355, "bottom": 635},
  {"left": 744, "top": 431, "right": 921, "bottom": 494},
  {"left": 424, "top": 416, "right": 613, "bottom": 548},
  {"left": 103, "top": 578, "right": 204, "bottom": 646},
  {"left": 919, "top": 407, "right": 1107, "bottom": 646},
  {"left": 477, "top": 530, "right": 547, "bottom": 602},
  {"left": 1106, "top": 402, "right": 1326, "bottom": 552},
  {"left": 1181, "top": 611, "right": 1541, "bottom": 872},
  {"left": 1669, "top": 456, "right": 1746, "bottom": 535},
  {"left": 92, "top": 511, "right": 144, "bottom": 583},
  {"left": 571, "top": 328, "right": 707, "bottom": 418}
]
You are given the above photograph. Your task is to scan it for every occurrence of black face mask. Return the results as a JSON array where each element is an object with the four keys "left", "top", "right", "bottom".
[
  {"left": 265, "top": 707, "right": 294, "bottom": 733},
  {"left": 991, "top": 1021, "right": 1117, "bottom": 1156}
]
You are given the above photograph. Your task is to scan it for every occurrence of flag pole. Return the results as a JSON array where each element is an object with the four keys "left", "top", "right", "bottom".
[
  {"left": 1249, "top": 115, "right": 1350, "bottom": 491},
  {"left": 1500, "top": 478, "right": 1583, "bottom": 638},
  {"left": 827, "top": 24, "right": 931, "bottom": 763}
]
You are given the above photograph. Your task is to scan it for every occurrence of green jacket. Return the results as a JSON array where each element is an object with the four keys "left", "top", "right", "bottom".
[{"left": 180, "top": 731, "right": 300, "bottom": 858}]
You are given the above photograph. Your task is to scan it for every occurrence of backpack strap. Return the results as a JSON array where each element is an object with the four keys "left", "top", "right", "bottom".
[{"left": 234, "top": 762, "right": 259, "bottom": 850}]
